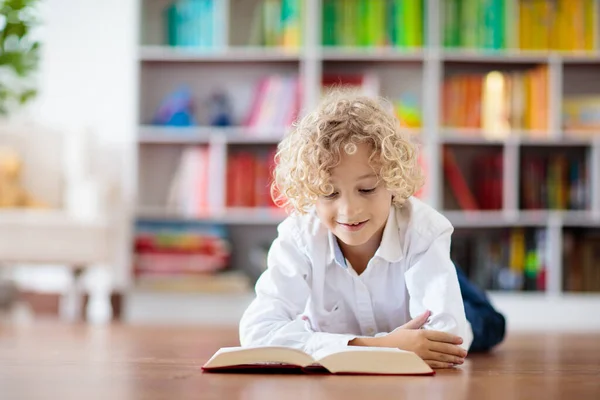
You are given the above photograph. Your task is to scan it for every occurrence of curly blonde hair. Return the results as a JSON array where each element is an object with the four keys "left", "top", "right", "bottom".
[{"left": 272, "top": 90, "right": 424, "bottom": 214}]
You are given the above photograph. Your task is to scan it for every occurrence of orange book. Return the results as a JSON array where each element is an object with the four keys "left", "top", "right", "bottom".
[{"left": 539, "top": 65, "right": 549, "bottom": 132}]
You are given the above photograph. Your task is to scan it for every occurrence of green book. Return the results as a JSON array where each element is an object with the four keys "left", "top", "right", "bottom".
[
  {"left": 461, "top": 0, "right": 477, "bottom": 48},
  {"left": 482, "top": 0, "right": 504, "bottom": 49},
  {"left": 374, "top": 0, "right": 386, "bottom": 46},
  {"left": 394, "top": 0, "right": 406, "bottom": 46},
  {"left": 504, "top": 0, "right": 517, "bottom": 49},
  {"left": 357, "top": 0, "right": 370, "bottom": 46},
  {"left": 403, "top": 0, "right": 423, "bottom": 47},
  {"left": 334, "top": 0, "right": 345, "bottom": 46},
  {"left": 443, "top": 0, "right": 460, "bottom": 48},
  {"left": 322, "top": 0, "right": 336, "bottom": 46},
  {"left": 387, "top": 0, "right": 397, "bottom": 45},
  {"left": 343, "top": 0, "right": 358, "bottom": 47}
]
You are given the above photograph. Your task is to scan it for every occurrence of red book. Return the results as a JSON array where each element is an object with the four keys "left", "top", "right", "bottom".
[{"left": 443, "top": 147, "right": 479, "bottom": 210}]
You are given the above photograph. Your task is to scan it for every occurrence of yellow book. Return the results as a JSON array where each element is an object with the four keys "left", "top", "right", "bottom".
[
  {"left": 560, "top": 0, "right": 572, "bottom": 51},
  {"left": 551, "top": 0, "right": 566, "bottom": 51},
  {"left": 540, "top": 0, "right": 551, "bottom": 50},
  {"left": 531, "top": 0, "right": 548, "bottom": 50},
  {"left": 572, "top": 0, "right": 586, "bottom": 51},
  {"left": 584, "top": 0, "right": 597, "bottom": 51},
  {"left": 509, "top": 229, "right": 525, "bottom": 273},
  {"left": 519, "top": 1, "right": 531, "bottom": 49}
]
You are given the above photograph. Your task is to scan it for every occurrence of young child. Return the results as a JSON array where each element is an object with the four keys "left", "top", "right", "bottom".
[{"left": 239, "top": 92, "right": 505, "bottom": 368}]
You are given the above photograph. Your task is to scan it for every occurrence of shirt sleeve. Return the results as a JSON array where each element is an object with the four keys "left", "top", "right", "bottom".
[
  {"left": 239, "top": 219, "right": 357, "bottom": 356},
  {"left": 404, "top": 226, "right": 473, "bottom": 351}
]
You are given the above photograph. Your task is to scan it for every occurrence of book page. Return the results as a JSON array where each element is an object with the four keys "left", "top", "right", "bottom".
[
  {"left": 315, "top": 346, "right": 433, "bottom": 375},
  {"left": 203, "top": 346, "right": 316, "bottom": 369}
]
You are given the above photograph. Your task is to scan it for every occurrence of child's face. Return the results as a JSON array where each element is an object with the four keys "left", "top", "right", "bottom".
[{"left": 315, "top": 142, "right": 393, "bottom": 253}]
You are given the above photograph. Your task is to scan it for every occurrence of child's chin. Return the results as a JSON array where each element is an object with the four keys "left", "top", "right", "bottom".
[{"left": 336, "top": 232, "right": 369, "bottom": 247}]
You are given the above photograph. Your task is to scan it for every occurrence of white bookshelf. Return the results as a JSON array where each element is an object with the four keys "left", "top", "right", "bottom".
[{"left": 128, "top": 0, "right": 600, "bottom": 327}]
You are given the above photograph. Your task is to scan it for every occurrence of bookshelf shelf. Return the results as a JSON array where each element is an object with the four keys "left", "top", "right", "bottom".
[
  {"left": 442, "top": 49, "right": 551, "bottom": 64},
  {"left": 320, "top": 47, "right": 425, "bottom": 62},
  {"left": 136, "top": 207, "right": 286, "bottom": 225},
  {"left": 138, "top": 126, "right": 285, "bottom": 145},
  {"left": 139, "top": 46, "right": 301, "bottom": 63},
  {"left": 129, "top": 0, "right": 600, "bottom": 326},
  {"left": 560, "top": 54, "right": 600, "bottom": 64},
  {"left": 440, "top": 129, "right": 598, "bottom": 147},
  {"left": 440, "top": 210, "right": 600, "bottom": 228}
]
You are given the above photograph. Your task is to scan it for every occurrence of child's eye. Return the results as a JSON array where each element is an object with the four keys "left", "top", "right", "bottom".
[
  {"left": 323, "top": 191, "right": 339, "bottom": 199},
  {"left": 359, "top": 188, "right": 377, "bottom": 194}
]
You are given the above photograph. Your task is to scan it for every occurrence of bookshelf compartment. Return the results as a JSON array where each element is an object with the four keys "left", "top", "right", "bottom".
[
  {"left": 138, "top": 144, "right": 192, "bottom": 210},
  {"left": 226, "top": 144, "right": 278, "bottom": 209},
  {"left": 442, "top": 0, "right": 599, "bottom": 53},
  {"left": 141, "top": 0, "right": 226, "bottom": 48},
  {"left": 562, "top": 227, "right": 600, "bottom": 293},
  {"left": 321, "top": 0, "right": 424, "bottom": 49},
  {"left": 442, "top": 62, "right": 550, "bottom": 136},
  {"left": 519, "top": 145, "right": 590, "bottom": 211},
  {"left": 229, "top": 0, "right": 303, "bottom": 49},
  {"left": 139, "top": 62, "right": 300, "bottom": 127},
  {"left": 562, "top": 64, "right": 600, "bottom": 137},
  {"left": 322, "top": 62, "right": 423, "bottom": 130},
  {"left": 451, "top": 227, "right": 548, "bottom": 293},
  {"left": 227, "top": 224, "right": 278, "bottom": 283},
  {"left": 442, "top": 144, "right": 503, "bottom": 212}
]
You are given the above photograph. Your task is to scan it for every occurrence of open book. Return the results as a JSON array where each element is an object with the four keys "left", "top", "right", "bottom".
[{"left": 202, "top": 345, "right": 434, "bottom": 375}]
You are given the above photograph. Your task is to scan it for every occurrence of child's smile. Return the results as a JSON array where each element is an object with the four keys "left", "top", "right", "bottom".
[{"left": 337, "top": 219, "right": 369, "bottom": 231}]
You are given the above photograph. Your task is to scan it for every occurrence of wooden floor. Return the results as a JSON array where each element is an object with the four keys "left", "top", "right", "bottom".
[{"left": 1, "top": 323, "right": 599, "bottom": 400}]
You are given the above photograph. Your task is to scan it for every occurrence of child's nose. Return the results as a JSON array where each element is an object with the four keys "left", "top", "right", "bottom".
[{"left": 338, "top": 195, "right": 362, "bottom": 218}]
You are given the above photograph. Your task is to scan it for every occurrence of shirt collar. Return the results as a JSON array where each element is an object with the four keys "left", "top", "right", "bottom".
[{"left": 327, "top": 206, "right": 404, "bottom": 268}]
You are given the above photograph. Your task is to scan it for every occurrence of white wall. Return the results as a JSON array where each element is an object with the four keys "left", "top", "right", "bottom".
[{"left": 15, "top": 0, "right": 139, "bottom": 289}]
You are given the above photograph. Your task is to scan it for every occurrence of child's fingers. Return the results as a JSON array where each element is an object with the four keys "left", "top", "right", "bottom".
[
  {"left": 423, "top": 330, "right": 464, "bottom": 344},
  {"left": 398, "top": 310, "right": 431, "bottom": 330},
  {"left": 424, "top": 360, "right": 455, "bottom": 369},
  {"left": 429, "top": 341, "right": 468, "bottom": 358},
  {"left": 424, "top": 350, "right": 464, "bottom": 365}
]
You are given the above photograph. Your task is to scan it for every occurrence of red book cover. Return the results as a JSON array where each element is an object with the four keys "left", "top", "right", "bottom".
[
  {"left": 254, "top": 153, "right": 270, "bottom": 207},
  {"left": 443, "top": 147, "right": 479, "bottom": 210},
  {"left": 226, "top": 156, "right": 236, "bottom": 207},
  {"left": 237, "top": 152, "right": 256, "bottom": 207}
]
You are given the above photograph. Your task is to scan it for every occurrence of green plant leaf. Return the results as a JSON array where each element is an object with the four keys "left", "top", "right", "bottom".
[{"left": 0, "top": 0, "right": 39, "bottom": 115}]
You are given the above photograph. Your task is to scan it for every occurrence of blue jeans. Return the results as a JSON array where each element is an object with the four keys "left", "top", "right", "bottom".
[{"left": 455, "top": 264, "right": 506, "bottom": 352}]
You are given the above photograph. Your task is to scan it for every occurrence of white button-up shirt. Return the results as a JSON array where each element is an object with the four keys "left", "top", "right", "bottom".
[{"left": 239, "top": 197, "right": 473, "bottom": 356}]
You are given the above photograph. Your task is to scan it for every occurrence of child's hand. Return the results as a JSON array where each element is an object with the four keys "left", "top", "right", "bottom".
[
  {"left": 349, "top": 310, "right": 467, "bottom": 368},
  {"left": 378, "top": 328, "right": 467, "bottom": 369}
]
